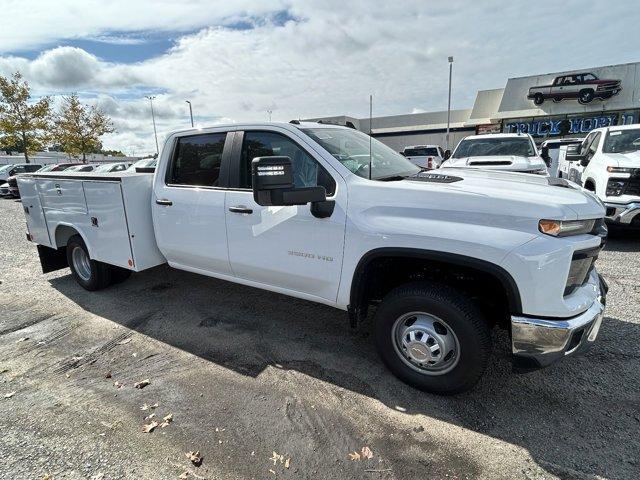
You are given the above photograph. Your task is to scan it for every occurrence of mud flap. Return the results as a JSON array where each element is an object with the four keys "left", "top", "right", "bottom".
[{"left": 37, "top": 244, "right": 68, "bottom": 274}]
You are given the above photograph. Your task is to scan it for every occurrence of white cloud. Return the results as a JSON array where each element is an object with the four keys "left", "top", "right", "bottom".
[{"left": 0, "top": 0, "right": 637, "bottom": 154}]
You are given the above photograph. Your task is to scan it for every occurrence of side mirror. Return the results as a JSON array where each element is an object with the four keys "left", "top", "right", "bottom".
[
  {"left": 251, "top": 156, "right": 326, "bottom": 207},
  {"left": 443, "top": 150, "right": 452, "bottom": 160},
  {"left": 540, "top": 145, "right": 551, "bottom": 167},
  {"left": 399, "top": 151, "right": 406, "bottom": 156}
]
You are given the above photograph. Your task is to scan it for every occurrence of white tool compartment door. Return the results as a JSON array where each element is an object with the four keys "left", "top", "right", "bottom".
[
  {"left": 19, "top": 177, "right": 53, "bottom": 247},
  {"left": 83, "top": 181, "right": 133, "bottom": 269}
]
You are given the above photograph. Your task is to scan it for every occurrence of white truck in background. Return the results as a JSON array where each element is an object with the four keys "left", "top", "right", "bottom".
[
  {"left": 19, "top": 122, "right": 608, "bottom": 394},
  {"left": 557, "top": 124, "right": 640, "bottom": 226},
  {"left": 401, "top": 145, "right": 445, "bottom": 169},
  {"left": 443, "top": 133, "right": 549, "bottom": 175}
]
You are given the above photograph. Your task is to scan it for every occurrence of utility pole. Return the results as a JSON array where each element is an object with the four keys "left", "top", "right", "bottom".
[
  {"left": 369, "top": 94, "right": 373, "bottom": 180},
  {"left": 185, "top": 100, "right": 194, "bottom": 127},
  {"left": 267, "top": 109, "right": 273, "bottom": 122},
  {"left": 146, "top": 95, "right": 159, "bottom": 155},
  {"left": 446, "top": 56, "right": 454, "bottom": 151}
]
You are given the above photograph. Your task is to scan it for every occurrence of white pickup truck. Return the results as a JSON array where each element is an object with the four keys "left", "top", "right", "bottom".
[
  {"left": 558, "top": 124, "right": 640, "bottom": 226},
  {"left": 443, "top": 133, "right": 549, "bottom": 175},
  {"left": 18, "top": 122, "right": 608, "bottom": 394}
]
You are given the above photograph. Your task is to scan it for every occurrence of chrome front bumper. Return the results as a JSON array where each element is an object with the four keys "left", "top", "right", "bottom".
[
  {"left": 511, "top": 275, "right": 607, "bottom": 369},
  {"left": 605, "top": 202, "right": 640, "bottom": 224}
]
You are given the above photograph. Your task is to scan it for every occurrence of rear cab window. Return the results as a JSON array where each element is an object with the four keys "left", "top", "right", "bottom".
[
  {"left": 166, "top": 132, "right": 228, "bottom": 187},
  {"left": 404, "top": 147, "right": 439, "bottom": 157}
]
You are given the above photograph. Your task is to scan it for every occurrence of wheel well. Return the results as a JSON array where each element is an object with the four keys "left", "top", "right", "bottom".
[
  {"left": 55, "top": 225, "right": 80, "bottom": 248},
  {"left": 349, "top": 250, "right": 521, "bottom": 329},
  {"left": 584, "top": 179, "right": 596, "bottom": 191}
]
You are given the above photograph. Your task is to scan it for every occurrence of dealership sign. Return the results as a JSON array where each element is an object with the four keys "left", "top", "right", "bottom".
[
  {"left": 497, "top": 62, "right": 639, "bottom": 117},
  {"left": 505, "top": 114, "right": 619, "bottom": 137}
]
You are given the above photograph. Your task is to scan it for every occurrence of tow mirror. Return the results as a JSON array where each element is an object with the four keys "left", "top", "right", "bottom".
[
  {"left": 251, "top": 156, "right": 326, "bottom": 207},
  {"left": 565, "top": 144, "right": 583, "bottom": 163},
  {"left": 443, "top": 150, "right": 452, "bottom": 160}
]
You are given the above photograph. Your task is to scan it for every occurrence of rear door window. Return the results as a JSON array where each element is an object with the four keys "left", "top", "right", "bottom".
[{"left": 167, "top": 133, "right": 227, "bottom": 187}]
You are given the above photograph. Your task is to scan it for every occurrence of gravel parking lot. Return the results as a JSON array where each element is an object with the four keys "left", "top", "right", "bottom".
[{"left": 0, "top": 197, "right": 638, "bottom": 480}]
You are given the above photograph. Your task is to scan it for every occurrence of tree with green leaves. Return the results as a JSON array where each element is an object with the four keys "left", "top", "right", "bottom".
[
  {"left": 54, "top": 93, "right": 114, "bottom": 162},
  {"left": 0, "top": 72, "right": 52, "bottom": 163}
]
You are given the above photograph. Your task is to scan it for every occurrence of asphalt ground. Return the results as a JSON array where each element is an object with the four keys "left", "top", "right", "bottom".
[{"left": 0, "top": 197, "right": 638, "bottom": 480}]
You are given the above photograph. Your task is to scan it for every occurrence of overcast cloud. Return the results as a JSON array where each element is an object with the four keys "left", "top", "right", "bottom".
[{"left": 0, "top": 0, "right": 637, "bottom": 154}]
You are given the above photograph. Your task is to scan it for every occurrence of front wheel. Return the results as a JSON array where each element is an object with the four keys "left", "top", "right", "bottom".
[
  {"left": 374, "top": 282, "right": 492, "bottom": 395},
  {"left": 578, "top": 89, "right": 594, "bottom": 104},
  {"left": 66, "top": 235, "right": 112, "bottom": 291}
]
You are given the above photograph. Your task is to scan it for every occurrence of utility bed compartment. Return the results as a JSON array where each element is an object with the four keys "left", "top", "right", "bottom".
[{"left": 18, "top": 172, "right": 165, "bottom": 272}]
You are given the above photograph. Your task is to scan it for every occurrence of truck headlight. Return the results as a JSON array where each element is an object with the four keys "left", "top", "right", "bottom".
[
  {"left": 606, "top": 166, "right": 637, "bottom": 174},
  {"left": 538, "top": 219, "right": 596, "bottom": 237},
  {"left": 606, "top": 179, "right": 627, "bottom": 196}
]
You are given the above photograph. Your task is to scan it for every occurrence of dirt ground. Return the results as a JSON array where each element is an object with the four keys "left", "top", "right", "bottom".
[{"left": 0, "top": 198, "right": 638, "bottom": 480}]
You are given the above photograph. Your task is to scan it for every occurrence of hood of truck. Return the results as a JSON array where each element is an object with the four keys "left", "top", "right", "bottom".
[
  {"left": 444, "top": 155, "right": 547, "bottom": 172},
  {"left": 600, "top": 150, "right": 640, "bottom": 169},
  {"left": 396, "top": 167, "right": 604, "bottom": 220}
]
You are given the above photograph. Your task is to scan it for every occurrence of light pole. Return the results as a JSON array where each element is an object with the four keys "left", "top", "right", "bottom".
[
  {"left": 446, "top": 56, "right": 454, "bottom": 152},
  {"left": 146, "top": 95, "right": 159, "bottom": 155},
  {"left": 267, "top": 109, "right": 273, "bottom": 122},
  {"left": 185, "top": 100, "right": 194, "bottom": 127}
]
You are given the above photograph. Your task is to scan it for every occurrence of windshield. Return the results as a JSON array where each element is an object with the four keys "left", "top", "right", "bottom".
[
  {"left": 0, "top": 165, "right": 14, "bottom": 173},
  {"left": 37, "top": 164, "right": 57, "bottom": 172},
  {"left": 602, "top": 129, "right": 640, "bottom": 154},
  {"left": 303, "top": 128, "right": 420, "bottom": 180},
  {"left": 452, "top": 137, "right": 536, "bottom": 158},
  {"left": 404, "top": 147, "right": 439, "bottom": 157},
  {"left": 94, "top": 163, "right": 117, "bottom": 172}
]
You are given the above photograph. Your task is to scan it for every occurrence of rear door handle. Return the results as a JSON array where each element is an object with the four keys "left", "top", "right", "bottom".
[
  {"left": 156, "top": 198, "right": 173, "bottom": 206},
  {"left": 228, "top": 206, "right": 253, "bottom": 214}
]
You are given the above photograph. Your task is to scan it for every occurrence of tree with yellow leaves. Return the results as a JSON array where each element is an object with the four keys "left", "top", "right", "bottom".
[
  {"left": 54, "top": 93, "right": 114, "bottom": 162},
  {"left": 0, "top": 72, "right": 52, "bottom": 163}
]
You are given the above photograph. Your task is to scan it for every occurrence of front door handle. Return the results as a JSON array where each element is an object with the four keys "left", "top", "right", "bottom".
[
  {"left": 156, "top": 198, "right": 173, "bottom": 206},
  {"left": 228, "top": 206, "right": 253, "bottom": 214}
]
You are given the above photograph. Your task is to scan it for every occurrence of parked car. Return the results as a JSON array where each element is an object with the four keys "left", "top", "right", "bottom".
[
  {"left": 6, "top": 163, "right": 81, "bottom": 198},
  {"left": 0, "top": 163, "right": 43, "bottom": 196},
  {"left": 528, "top": 73, "right": 622, "bottom": 106},
  {"left": 444, "top": 133, "right": 548, "bottom": 175},
  {"left": 93, "top": 162, "right": 130, "bottom": 173},
  {"left": 128, "top": 158, "right": 157, "bottom": 171},
  {"left": 401, "top": 145, "right": 445, "bottom": 169},
  {"left": 540, "top": 138, "right": 583, "bottom": 177},
  {"left": 19, "top": 122, "right": 606, "bottom": 395},
  {"left": 64, "top": 164, "right": 100, "bottom": 172},
  {"left": 557, "top": 123, "right": 640, "bottom": 226}
]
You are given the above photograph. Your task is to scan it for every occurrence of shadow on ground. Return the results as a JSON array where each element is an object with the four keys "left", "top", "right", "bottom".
[{"left": 48, "top": 238, "right": 639, "bottom": 479}]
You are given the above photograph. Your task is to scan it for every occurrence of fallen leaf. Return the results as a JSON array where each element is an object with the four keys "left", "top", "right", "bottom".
[
  {"left": 16, "top": 337, "right": 29, "bottom": 343},
  {"left": 142, "top": 420, "right": 159, "bottom": 433},
  {"left": 132, "top": 353, "right": 138, "bottom": 358},
  {"left": 284, "top": 458, "right": 290, "bottom": 469},
  {"left": 140, "top": 403, "right": 159, "bottom": 411},
  {"left": 269, "top": 451, "right": 285, "bottom": 466},
  {"left": 117, "top": 338, "right": 132, "bottom": 345},
  {"left": 361, "top": 446, "right": 374, "bottom": 459},
  {"left": 71, "top": 356, "right": 84, "bottom": 361},
  {"left": 269, "top": 470, "right": 276, "bottom": 475},
  {"left": 160, "top": 413, "right": 173, "bottom": 428},
  {"left": 185, "top": 450, "right": 203, "bottom": 467},
  {"left": 134, "top": 379, "right": 150, "bottom": 389},
  {"left": 4, "top": 391, "right": 16, "bottom": 399},
  {"left": 144, "top": 413, "right": 156, "bottom": 420},
  {"left": 104, "top": 372, "right": 112, "bottom": 379},
  {"left": 348, "top": 451, "right": 361, "bottom": 461},
  {"left": 113, "top": 381, "right": 124, "bottom": 389}
]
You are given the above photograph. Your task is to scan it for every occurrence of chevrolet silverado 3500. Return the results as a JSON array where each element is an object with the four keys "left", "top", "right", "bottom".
[{"left": 18, "top": 122, "right": 608, "bottom": 394}]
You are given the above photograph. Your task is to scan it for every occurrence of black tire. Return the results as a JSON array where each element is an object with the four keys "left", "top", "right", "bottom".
[
  {"left": 373, "top": 281, "right": 491, "bottom": 395},
  {"left": 533, "top": 93, "right": 544, "bottom": 105},
  {"left": 110, "top": 266, "right": 132, "bottom": 284},
  {"left": 66, "top": 235, "right": 111, "bottom": 291},
  {"left": 578, "top": 89, "right": 594, "bottom": 104}
]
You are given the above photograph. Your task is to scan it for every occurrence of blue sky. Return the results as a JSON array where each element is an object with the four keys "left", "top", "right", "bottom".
[{"left": 0, "top": 0, "right": 638, "bottom": 154}]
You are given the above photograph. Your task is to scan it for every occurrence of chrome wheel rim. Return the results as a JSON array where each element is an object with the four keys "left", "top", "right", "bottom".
[
  {"left": 71, "top": 246, "right": 91, "bottom": 282},
  {"left": 391, "top": 312, "right": 460, "bottom": 376}
]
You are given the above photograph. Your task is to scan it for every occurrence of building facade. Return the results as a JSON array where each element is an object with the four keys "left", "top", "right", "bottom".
[{"left": 311, "top": 61, "right": 640, "bottom": 151}]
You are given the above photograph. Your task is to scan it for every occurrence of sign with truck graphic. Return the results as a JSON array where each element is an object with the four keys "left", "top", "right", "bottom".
[{"left": 527, "top": 72, "right": 622, "bottom": 106}]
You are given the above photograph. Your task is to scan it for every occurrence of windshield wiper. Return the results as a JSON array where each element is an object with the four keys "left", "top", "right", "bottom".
[{"left": 377, "top": 175, "right": 406, "bottom": 181}]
